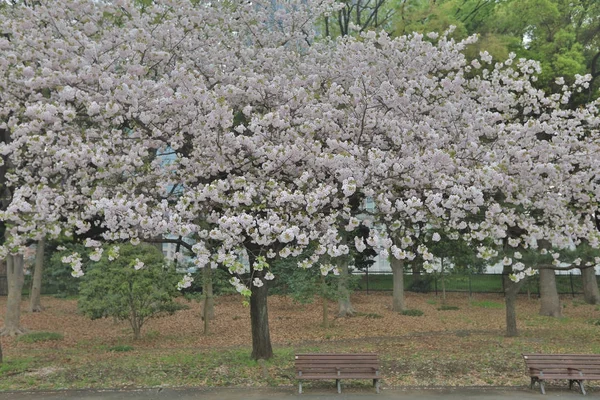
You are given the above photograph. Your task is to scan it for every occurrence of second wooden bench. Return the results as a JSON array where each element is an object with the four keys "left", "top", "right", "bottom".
[
  {"left": 523, "top": 353, "right": 600, "bottom": 395},
  {"left": 295, "top": 353, "right": 381, "bottom": 394}
]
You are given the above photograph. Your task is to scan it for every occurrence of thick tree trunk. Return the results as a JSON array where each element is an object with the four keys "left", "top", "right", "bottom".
[
  {"left": 581, "top": 267, "right": 600, "bottom": 305},
  {"left": 503, "top": 265, "right": 526, "bottom": 337},
  {"left": 250, "top": 269, "right": 273, "bottom": 360},
  {"left": 1, "top": 255, "right": 27, "bottom": 336},
  {"left": 337, "top": 257, "right": 355, "bottom": 317},
  {"left": 390, "top": 257, "right": 405, "bottom": 312},
  {"left": 202, "top": 265, "right": 215, "bottom": 328},
  {"left": 29, "top": 238, "right": 45, "bottom": 313},
  {"left": 539, "top": 268, "right": 562, "bottom": 317}
]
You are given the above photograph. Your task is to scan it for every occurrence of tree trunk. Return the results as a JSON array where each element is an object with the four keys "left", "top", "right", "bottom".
[
  {"left": 29, "top": 238, "right": 45, "bottom": 313},
  {"left": 1, "top": 255, "right": 27, "bottom": 336},
  {"left": 539, "top": 268, "right": 562, "bottom": 317},
  {"left": 581, "top": 267, "right": 600, "bottom": 305},
  {"left": 321, "top": 275, "right": 329, "bottom": 328},
  {"left": 0, "top": 259, "right": 7, "bottom": 296},
  {"left": 441, "top": 257, "right": 446, "bottom": 303},
  {"left": 202, "top": 265, "right": 215, "bottom": 335},
  {"left": 503, "top": 265, "right": 526, "bottom": 337},
  {"left": 390, "top": 257, "right": 405, "bottom": 312},
  {"left": 250, "top": 268, "right": 273, "bottom": 360},
  {"left": 337, "top": 256, "right": 355, "bottom": 317}
]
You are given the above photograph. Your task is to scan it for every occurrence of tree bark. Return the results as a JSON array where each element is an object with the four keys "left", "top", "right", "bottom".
[
  {"left": 250, "top": 268, "right": 273, "bottom": 360},
  {"left": 539, "top": 268, "right": 562, "bottom": 317},
  {"left": 29, "top": 238, "right": 45, "bottom": 313},
  {"left": 0, "top": 260, "right": 7, "bottom": 296},
  {"left": 581, "top": 267, "right": 600, "bottom": 305},
  {"left": 1, "top": 254, "right": 27, "bottom": 336},
  {"left": 503, "top": 265, "right": 526, "bottom": 337},
  {"left": 202, "top": 265, "right": 215, "bottom": 334},
  {"left": 441, "top": 257, "right": 446, "bottom": 303},
  {"left": 390, "top": 257, "right": 405, "bottom": 312},
  {"left": 321, "top": 274, "right": 329, "bottom": 328},
  {"left": 337, "top": 256, "right": 356, "bottom": 317}
]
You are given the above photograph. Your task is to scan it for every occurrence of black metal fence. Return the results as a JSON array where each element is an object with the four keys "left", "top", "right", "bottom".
[{"left": 352, "top": 270, "right": 589, "bottom": 297}]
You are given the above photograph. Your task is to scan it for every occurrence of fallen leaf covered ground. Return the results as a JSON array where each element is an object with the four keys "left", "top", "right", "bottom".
[{"left": 1, "top": 292, "right": 599, "bottom": 391}]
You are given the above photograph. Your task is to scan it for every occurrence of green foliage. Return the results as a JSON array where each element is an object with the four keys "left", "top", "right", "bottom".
[
  {"left": 408, "top": 275, "right": 433, "bottom": 292},
  {"left": 78, "top": 244, "right": 183, "bottom": 339},
  {"left": 39, "top": 242, "right": 89, "bottom": 297},
  {"left": 270, "top": 254, "right": 353, "bottom": 304},
  {"left": 401, "top": 309, "right": 424, "bottom": 316},
  {"left": 180, "top": 266, "right": 236, "bottom": 300},
  {"left": 438, "top": 305, "right": 459, "bottom": 311},
  {"left": 17, "top": 332, "right": 63, "bottom": 343}
]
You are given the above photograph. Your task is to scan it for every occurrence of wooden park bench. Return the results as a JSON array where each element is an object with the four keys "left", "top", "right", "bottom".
[
  {"left": 294, "top": 353, "right": 381, "bottom": 394},
  {"left": 523, "top": 353, "right": 600, "bottom": 395}
]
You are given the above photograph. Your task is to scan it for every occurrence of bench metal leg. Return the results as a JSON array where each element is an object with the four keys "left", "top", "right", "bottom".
[
  {"left": 374, "top": 379, "right": 380, "bottom": 394},
  {"left": 298, "top": 381, "right": 302, "bottom": 394},
  {"left": 336, "top": 379, "right": 341, "bottom": 394},
  {"left": 569, "top": 379, "right": 586, "bottom": 395},
  {"left": 530, "top": 377, "right": 545, "bottom": 394},
  {"left": 578, "top": 380, "right": 586, "bottom": 395}
]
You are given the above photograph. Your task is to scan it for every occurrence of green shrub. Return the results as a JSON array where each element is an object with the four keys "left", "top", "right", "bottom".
[
  {"left": 78, "top": 244, "right": 183, "bottom": 340},
  {"left": 587, "top": 319, "right": 600, "bottom": 326},
  {"left": 401, "top": 309, "right": 424, "bottom": 317},
  {"left": 17, "top": 331, "right": 63, "bottom": 343},
  {"left": 438, "top": 305, "right": 459, "bottom": 311}
]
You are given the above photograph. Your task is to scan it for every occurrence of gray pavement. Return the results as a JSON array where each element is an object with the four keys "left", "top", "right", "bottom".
[{"left": 0, "top": 387, "right": 597, "bottom": 400}]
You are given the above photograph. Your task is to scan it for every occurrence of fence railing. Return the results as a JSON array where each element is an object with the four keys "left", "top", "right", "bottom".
[{"left": 352, "top": 270, "right": 588, "bottom": 297}]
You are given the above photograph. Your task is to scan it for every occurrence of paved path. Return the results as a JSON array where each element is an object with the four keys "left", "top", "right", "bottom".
[{"left": 0, "top": 387, "right": 595, "bottom": 400}]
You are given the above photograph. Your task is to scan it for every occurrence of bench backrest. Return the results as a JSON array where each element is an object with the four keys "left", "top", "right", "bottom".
[
  {"left": 295, "top": 353, "right": 380, "bottom": 374},
  {"left": 523, "top": 354, "right": 600, "bottom": 375}
]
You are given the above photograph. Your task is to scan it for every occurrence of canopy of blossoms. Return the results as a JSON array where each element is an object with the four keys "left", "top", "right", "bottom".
[{"left": 1, "top": 0, "right": 599, "bottom": 289}]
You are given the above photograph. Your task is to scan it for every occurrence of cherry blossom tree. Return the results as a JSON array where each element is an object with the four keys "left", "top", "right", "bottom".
[{"left": 1, "top": 0, "right": 599, "bottom": 354}]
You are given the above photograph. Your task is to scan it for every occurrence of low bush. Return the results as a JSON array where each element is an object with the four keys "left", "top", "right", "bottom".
[{"left": 401, "top": 309, "right": 424, "bottom": 317}]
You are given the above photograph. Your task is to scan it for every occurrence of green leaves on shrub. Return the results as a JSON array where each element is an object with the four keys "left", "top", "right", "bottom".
[
  {"left": 78, "top": 244, "right": 183, "bottom": 340},
  {"left": 438, "top": 305, "right": 460, "bottom": 311}
]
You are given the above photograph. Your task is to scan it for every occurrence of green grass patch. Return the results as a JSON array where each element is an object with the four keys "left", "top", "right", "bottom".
[
  {"left": 471, "top": 300, "right": 503, "bottom": 309},
  {"left": 0, "top": 358, "right": 34, "bottom": 377},
  {"left": 17, "top": 331, "right": 63, "bottom": 343},
  {"left": 108, "top": 345, "right": 134, "bottom": 352},
  {"left": 401, "top": 309, "right": 424, "bottom": 317}
]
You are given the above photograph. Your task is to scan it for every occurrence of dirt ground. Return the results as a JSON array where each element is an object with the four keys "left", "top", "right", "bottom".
[{"left": 0, "top": 291, "right": 576, "bottom": 350}]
